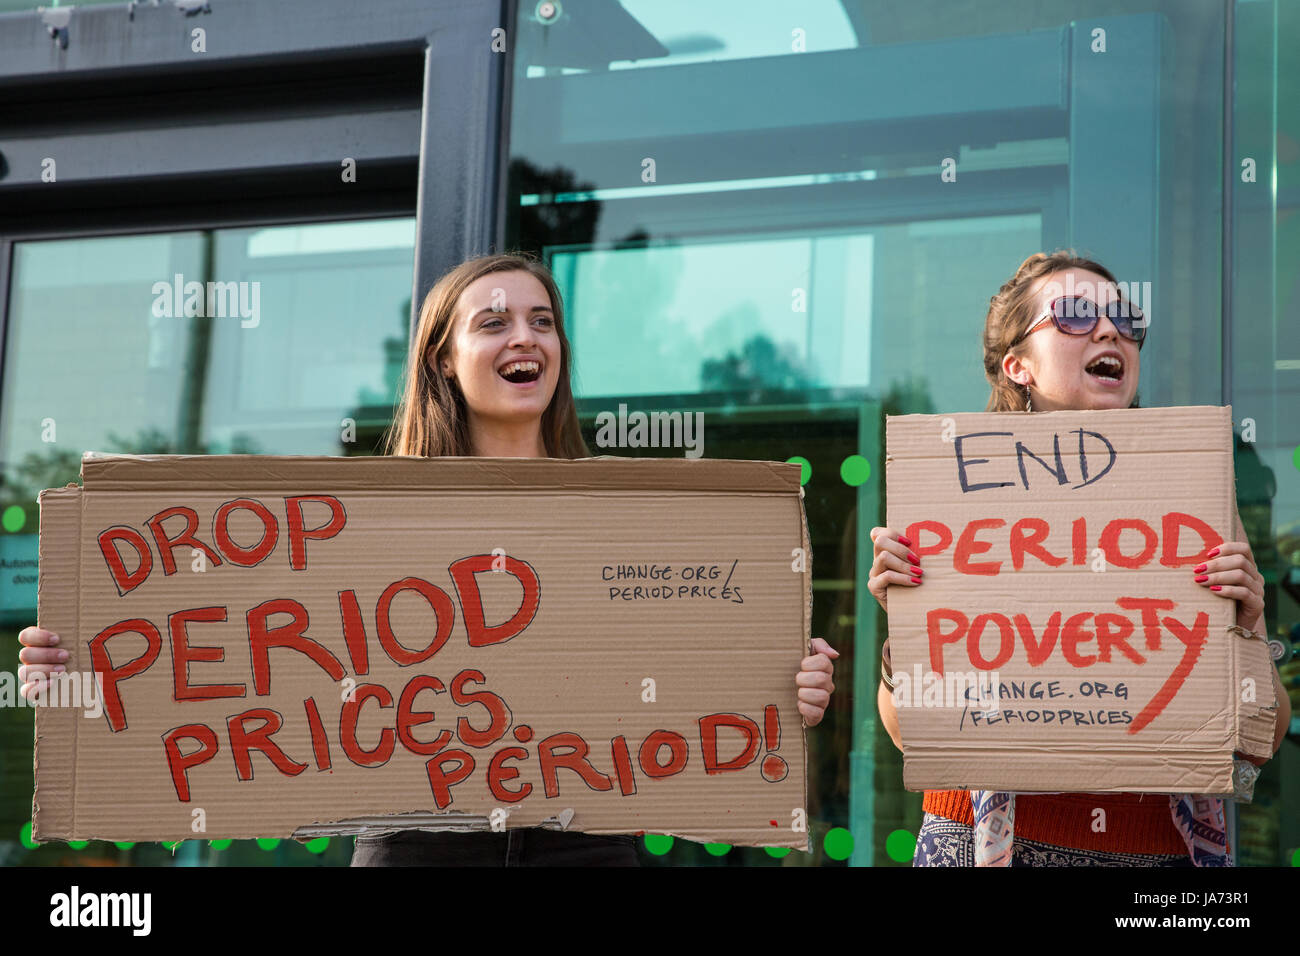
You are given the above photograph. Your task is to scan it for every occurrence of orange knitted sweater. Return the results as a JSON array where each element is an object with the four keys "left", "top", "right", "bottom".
[{"left": 923, "top": 789, "right": 1190, "bottom": 855}]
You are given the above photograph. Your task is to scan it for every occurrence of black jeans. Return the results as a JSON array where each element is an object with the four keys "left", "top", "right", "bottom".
[{"left": 349, "top": 828, "right": 641, "bottom": 867}]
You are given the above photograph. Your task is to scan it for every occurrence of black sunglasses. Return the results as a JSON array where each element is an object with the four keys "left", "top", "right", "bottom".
[{"left": 1020, "top": 296, "right": 1147, "bottom": 348}]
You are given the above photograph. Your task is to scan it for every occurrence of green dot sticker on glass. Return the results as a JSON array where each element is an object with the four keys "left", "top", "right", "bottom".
[
  {"left": 305, "top": 837, "right": 330, "bottom": 855},
  {"left": 68, "top": 840, "right": 89, "bottom": 850},
  {"left": 20, "top": 821, "right": 39, "bottom": 849},
  {"left": 823, "top": 827, "right": 853, "bottom": 860},
  {"left": 209, "top": 839, "right": 232, "bottom": 851},
  {"left": 704, "top": 842, "right": 731, "bottom": 856},
  {"left": 885, "top": 828, "right": 916, "bottom": 863},
  {"left": 2, "top": 505, "right": 25, "bottom": 533},
  {"left": 1293, "top": 446, "right": 1300, "bottom": 472},
  {"left": 840, "top": 455, "right": 871, "bottom": 486},
  {"left": 643, "top": 834, "right": 673, "bottom": 855},
  {"left": 257, "top": 838, "right": 281, "bottom": 851},
  {"left": 785, "top": 456, "right": 811, "bottom": 485},
  {"left": 764, "top": 846, "right": 792, "bottom": 859},
  {"left": 162, "top": 841, "right": 182, "bottom": 851},
  {"left": 115, "top": 842, "right": 135, "bottom": 851},
  {"left": 1292, "top": 847, "right": 1299, "bottom": 867}
]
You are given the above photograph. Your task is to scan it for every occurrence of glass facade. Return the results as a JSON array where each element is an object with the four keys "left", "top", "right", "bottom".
[
  {"left": 505, "top": 0, "right": 1299, "bottom": 866},
  {"left": 0, "top": 0, "right": 121, "bottom": 10},
  {"left": 0, "top": 221, "right": 415, "bottom": 867},
  {"left": 0, "top": 0, "right": 1295, "bottom": 867}
]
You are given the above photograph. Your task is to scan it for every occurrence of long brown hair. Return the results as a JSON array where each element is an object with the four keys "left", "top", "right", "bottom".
[
  {"left": 983, "top": 250, "right": 1140, "bottom": 412},
  {"left": 384, "top": 253, "right": 589, "bottom": 458}
]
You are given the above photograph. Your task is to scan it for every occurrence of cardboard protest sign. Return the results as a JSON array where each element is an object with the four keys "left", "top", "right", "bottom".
[
  {"left": 885, "top": 406, "right": 1276, "bottom": 794},
  {"left": 33, "top": 454, "right": 811, "bottom": 847}
]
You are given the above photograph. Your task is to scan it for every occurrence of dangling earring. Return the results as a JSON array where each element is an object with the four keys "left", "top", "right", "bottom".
[{"left": 1024, "top": 386, "right": 1033, "bottom": 413}]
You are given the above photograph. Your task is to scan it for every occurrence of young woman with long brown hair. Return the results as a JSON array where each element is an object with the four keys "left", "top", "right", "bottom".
[
  {"left": 867, "top": 251, "right": 1290, "bottom": 866},
  {"left": 371, "top": 251, "right": 839, "bottom": 863},
  {"left": 19, "top": 251, "right": 838, "bottom": 866}
]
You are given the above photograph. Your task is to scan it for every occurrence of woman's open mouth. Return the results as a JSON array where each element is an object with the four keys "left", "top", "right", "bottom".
[
  {"left": 499, "top": 359, "right": 543, "bottom": 385},
  {"left": 1084, "top": 353, "right": 1124, "bottom": 386}
]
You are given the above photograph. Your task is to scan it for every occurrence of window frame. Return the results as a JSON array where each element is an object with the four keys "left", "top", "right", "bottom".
[{"left": 0, "top": 0, "right": 515, "bottom": 398}]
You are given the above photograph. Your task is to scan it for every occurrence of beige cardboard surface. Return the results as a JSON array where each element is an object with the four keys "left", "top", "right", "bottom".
[
  {"left": 885, "top": 406, "right": 1276, "bottom": 794},
  {"left": 34, "top": 454, "right": 811, "bottom": 847}
]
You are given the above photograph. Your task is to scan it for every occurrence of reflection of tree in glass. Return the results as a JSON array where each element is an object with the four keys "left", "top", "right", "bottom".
[
  {"left": 1235, "top": 432, "right": 1278, "bottom": 579},
  {"left": 699, "top": 332, "right": 812, "bottom": 394},
  {"left": 879, "top": 376, "right": 936, "bottom": 416},
  {"left": 100, "top": 427, "right": 260, "bottom": 458},
  {"left": 1, "top": 429, "right": 260, "bottom": 517},
  {"left": 507, "top": 159, "right": 602, "bottom": 252},
  {"left": 346, "top": 295, "right": 420, "bottom": 457},
  {"left": 357, "top": 295, "right": 410, "bottom": 409},
  {"left": 2, "top": 448, "right": 83, "bottom": 506}
]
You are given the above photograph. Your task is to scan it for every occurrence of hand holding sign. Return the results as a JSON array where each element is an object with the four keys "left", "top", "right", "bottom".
[
  {"left": 17, "top": 626, "right": 67, "bottom": 699},
  {"left": 867, "top": 527, "right": 924, "bottom": 613},
  {"left": 1191, "top": 540, "right": 1265, "bottom": 634},
  {"left": 796, "top": 638, "right": 838, "bottom": 726}
]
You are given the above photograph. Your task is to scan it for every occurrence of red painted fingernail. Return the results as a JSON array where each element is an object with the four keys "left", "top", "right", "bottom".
[
  {"left": 1210, "top": 585, "right": 1222, "bottom": 591},
  {"left": 910, "top": 576, "right": 922, "bottom": 584},
  {"left": 910, "top": 566, "right": 922, "bottom": 575},
  {"left": 907, "top": 551, "right": 919, "bottom": 563},
  {"left": 898, "top": 535, "right": 912, "bottom": 547},
  {"left": 1193, "top": 563, "right": 1207, "bottom": 573},
  {"left": 1194, "top": 575, "right": 1208, "bottom": 583},
  {"left": 1207, "top": 547, "right": 1220, "bottom": 558}
]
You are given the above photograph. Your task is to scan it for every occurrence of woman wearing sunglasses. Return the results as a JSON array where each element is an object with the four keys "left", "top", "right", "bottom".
[
  {"left": 17, "top": 251, "right": 838, "bottom": 866},
  {"left": 867, "top": 250, "right": 1290, "bottom": 866}
]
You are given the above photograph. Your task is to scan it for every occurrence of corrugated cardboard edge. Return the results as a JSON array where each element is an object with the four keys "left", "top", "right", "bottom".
[
  {"left": 901, "top": 752, "right": 1236, "bottom": 794},
  {"left": 797, "top": 485, "right": 813, "bottom": 852},
  {"left": 1229, "top": 632, "right": 1278, "bottom": 764},
  {"left": 78, "top": 453, "right": 804, "bottom": 495},
  {"left": 32, "top": 485, "right": 82, "bottom": 841},
  {"left": 291, "top": 810, "right": 578, "bottom": 840},
  {"left": 1225, "top": 401, "right": 1277, "bottom": 768}
]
